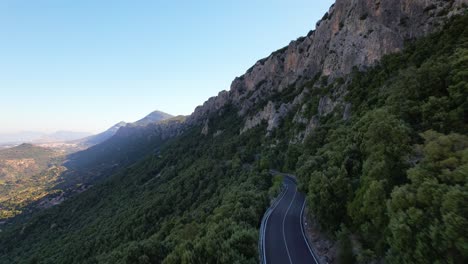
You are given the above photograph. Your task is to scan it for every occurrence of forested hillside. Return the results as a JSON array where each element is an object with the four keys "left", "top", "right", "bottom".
[
  {"left": 0, "top": 144, "right": 64, "bottom": 219},
  {"left": 1, "top": 108, "right": 272, "bottom": 263},
  {"left": 0, "top": 7, "right": 466, "bottom": 264},
  {"left": 294, "top": 14, "right": 468, "bottom": 263},
  {"left": 60, "top": 116, "right": 184, "bottom": 189},
  {"left": 0, "top": 114, "right": 181, "bottom": 222}
]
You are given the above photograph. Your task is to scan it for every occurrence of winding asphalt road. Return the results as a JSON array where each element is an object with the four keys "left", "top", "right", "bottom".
[{"left": 262, "top": 177, "right": 318, "bottom": 264}]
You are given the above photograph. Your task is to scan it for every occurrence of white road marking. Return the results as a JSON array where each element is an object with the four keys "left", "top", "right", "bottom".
[
  {"left": 282, "top": 185, "right": 297, "bottom": 264},
  {"left": 300, "top": 199, "right": 319, "bottom": 264},
  {"left": 263, "top": 185, "right": 289, "bottom": 264}
]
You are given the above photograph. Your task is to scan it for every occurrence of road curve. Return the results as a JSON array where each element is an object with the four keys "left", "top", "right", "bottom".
[{"left": 262, "top": 177, "right": 318, "bottom": 264}]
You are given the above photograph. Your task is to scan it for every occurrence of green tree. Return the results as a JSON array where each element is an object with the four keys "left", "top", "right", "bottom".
[{"left": 386, "top": 131, "right": 468, "bottom": 263}]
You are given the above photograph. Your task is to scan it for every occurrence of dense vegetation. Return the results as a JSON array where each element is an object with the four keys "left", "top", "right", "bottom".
[
  {"left": 292, "top": 14, "right": 468, "bottom": 263},
  {"left": 0, "top": 144, "right": 59, "bottom": 168},
  {"left": 61, "top": 117, "right": 186, "bottom": 189},
  {"left": 0, "top": 144, "right": 64, "bottom": 219},
  {"left": 0, "top": 13, "right": 466, "bottom": 264},
  {"left": 0, "top": 108, "right": 273, "bottom": 263}
]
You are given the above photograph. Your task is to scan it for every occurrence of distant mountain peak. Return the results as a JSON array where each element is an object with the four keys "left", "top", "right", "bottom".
[
  {"left": 78, "top": 110, "right": 173, "bottom": 147},
  {"left": 132, "top": 110, "right": 173, "bottom": 126},
  {"left": 108, "top": 121, "right": 127, "bottom": 131}
]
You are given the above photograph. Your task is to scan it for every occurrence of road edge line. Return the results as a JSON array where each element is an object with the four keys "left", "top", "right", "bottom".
[
  {"left": 259, "top": 183, "right": 289, "bottom": 264},
  {"left": 300, "top": 199, "right": 320, "bottom": 264},
  {"left": 282, "top": 187, "right": 297, "bottom": 264}
]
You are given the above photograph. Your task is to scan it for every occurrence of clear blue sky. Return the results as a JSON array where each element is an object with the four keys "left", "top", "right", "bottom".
[{"left": 0, "top": 0, "right": 334, "bottom": 134}]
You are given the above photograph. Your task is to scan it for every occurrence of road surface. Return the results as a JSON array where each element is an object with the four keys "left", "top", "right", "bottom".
[{"left": 262, "top": 177, "right": 318, "bottom": 264}]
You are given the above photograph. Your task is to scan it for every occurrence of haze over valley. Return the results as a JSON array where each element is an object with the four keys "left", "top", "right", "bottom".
[
  {"left": 0, "top": 110, "right": 174, "bottom": 220},
  {"left": 0, "top": 1, "right": 467, "bottom": 264}
]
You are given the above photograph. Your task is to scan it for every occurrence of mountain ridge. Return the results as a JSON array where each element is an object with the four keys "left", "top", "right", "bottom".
[
  {"left": 131, "top": 110, "right": 174, "bottom": 127},
  {"left": 0, "top": 2, "right": 466, "bottom": 263},
  {"left": 0, "top": 110, "right": 179, "bottom": 220},
  {"left": 188, "top": 0, "right": 466, "bottom": 128},
  {"left": 59, "top": 114, "right": 185, "bottom": 189},
  {"left": 77, "top": 110, "right": 173, "bottom": 147}
]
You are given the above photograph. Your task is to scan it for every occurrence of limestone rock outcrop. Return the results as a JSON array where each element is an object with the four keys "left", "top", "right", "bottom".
[{"left": 188, "top": 0, "right": 466, "bottom": 131}]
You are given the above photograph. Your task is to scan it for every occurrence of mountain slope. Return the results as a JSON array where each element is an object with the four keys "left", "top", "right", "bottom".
[
  {"left": 78, "top": 110, "right": 173, "bottom": 147},
  {"left": 189, "top": 0, "right": 466, "bottom": 125},
  {"left": 0, "top": 111, "right": 177, "bottom": 221},
  {"left": 0, "top": 2, "right": 466, "bottom": 264},
  {"left": 0, "top": 144, "right": 64, "bottom": 219},
  {"left": 1, "top": 109, "right": 271, "bottom": 263},
  {"left": 78, "top": 121, "right": 127, "bottom": 146},
  {"left": 132, "top": 111, "right": 174, "bottom": 127},
  {"left": 59, "top": 116, "right": 185, "bottom": 188}
]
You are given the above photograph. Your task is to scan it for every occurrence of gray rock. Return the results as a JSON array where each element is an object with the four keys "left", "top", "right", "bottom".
[
  {"left": 240, "top": 100, "right": 295, "bottom": 134},
  {"left": 304, "top": 117, "right": 321, "bottom": 141},
  {"left": 343, "top": 103, "right": 352, "bottom": 120},
  {"left": 188, "top": 0, "right": 466, "bottom": 129},
  {"left": 213, "top": 130, "right": 223, "bottom": 137},
  {"left": 318, "top": 96, "right": 338, "bottom": 116},
  {"left": 293, "top": 104, "right": 310, "bottom": 125},
  {"left": 201, "top": 120, "right": 209, "bottom": 136}
]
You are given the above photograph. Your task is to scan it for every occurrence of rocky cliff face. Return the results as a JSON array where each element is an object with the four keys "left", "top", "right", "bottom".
[
  {"left": 188, "top": 0, "right": 467, "bottom": 128},
  {"left": 114, "top": 116, "right": 186, "bottom": 140}
]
